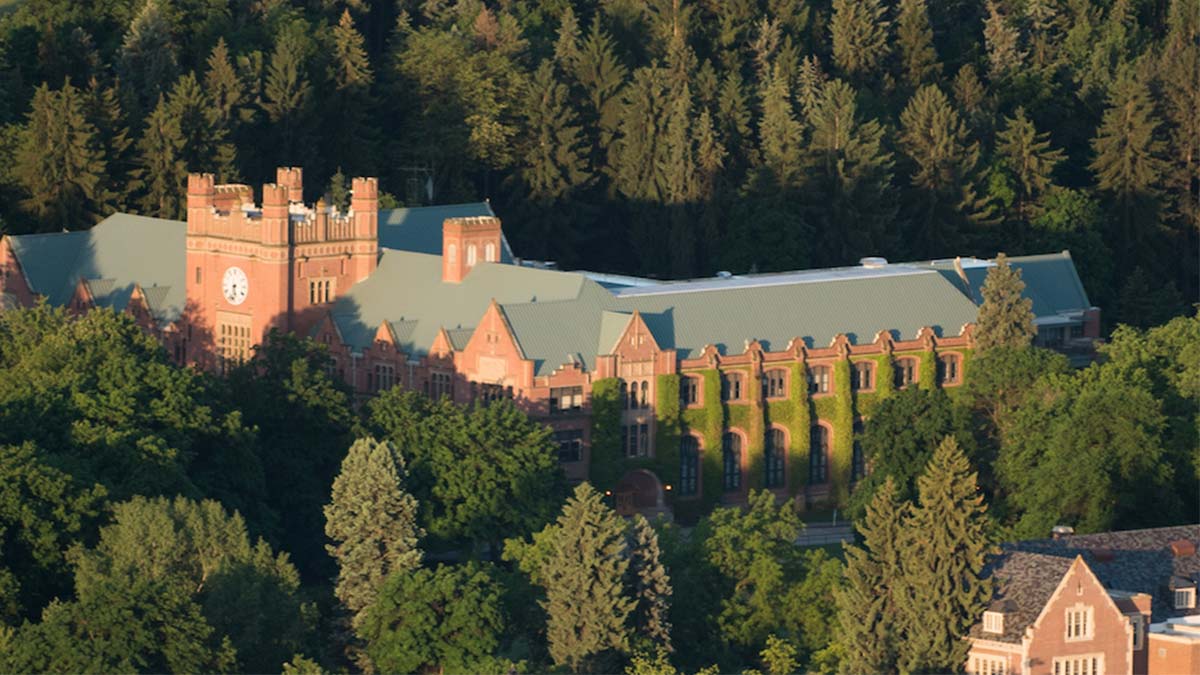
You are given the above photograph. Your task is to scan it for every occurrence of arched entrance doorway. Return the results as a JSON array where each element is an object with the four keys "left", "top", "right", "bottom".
[{"left": 613, "top": 469, "right": 664, "bottom": 517}]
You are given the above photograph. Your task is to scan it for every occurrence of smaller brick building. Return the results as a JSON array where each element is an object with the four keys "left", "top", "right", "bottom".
[{"left": 967, "top": 525, "right": 1200, "bottom": 675}]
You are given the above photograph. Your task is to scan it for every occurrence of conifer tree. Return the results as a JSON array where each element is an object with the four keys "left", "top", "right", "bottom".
[
  {"left": 204, "top": 38, "right": 243, "bottom": 131},
  {"left": 553, "top": 6, "right": 582, "bottom": 68},
  {"left": 896, "top": 436, "right": 993, "bottom": 673},
  {"left": 167, "top": 72, "right": 238, "bottom": 182},
  {"left": 994, "top": 107, "right": 1064, "bottom": 230},
  {"left": 794, "top": 55, "right": 827, "bottom": 122},
  {"left": 136, "top": 95, "right": 186, "bottom": 219},
  {"left": 717, "top": 68, "right": 754, "bottom": 168},
  {"left": 117, "top": 0, "right": 178, "bottom": 117},
  {"left": 830, "top": 0, "right": 890, "bottom": 80},
  {"left": 542, "top": 483, "right": 635, "bottom": 673},
  {"left": 836, "top": 477, "right": 907, "bottom": 674},
  {"left": 15, "top": 82, "right": 105, "bottom": 230},
  {"left": 758, "top": 63, "right": 804, "bottom": 187},
  {"left": 984, "top": 0, "right": 1026, "bottom": 82},
  {"left": 86, "top": 83, "right": 140, "bottom": 214},
  {"left": 804, "top": 79, "right": 895, "bottom": 264},
  {"left": 324, "top": 437, "right": 423, "bottom": 631},
  {"left": 326, "top": 9, "right": 377, "bottom": 175},
  {"left": 263, "top": 21, "right": 314, "bottom": 161},
  {"left": 952, "top": 64, "right": 990, "bottom": 134},
  {"left": 1089, "top": 70, "right": 1168, "bottom": 262},
  {"left": 663, "top": 85, "right": 699, "bottom": 277},
  {"left": 974, "top": 253, "right": 1036, "bottom": 351},
  {"left": 575, "top": 18, "right": 629, "bottom": 165},
  {"left": 1158, "top": 0, "right": 1200, "bottom": 236},
  {"left": 895, "top": 0, "right": 939, "bottom": 90},
  {"left": 628, "top": 515, "right": 672, "bottom": 654}
]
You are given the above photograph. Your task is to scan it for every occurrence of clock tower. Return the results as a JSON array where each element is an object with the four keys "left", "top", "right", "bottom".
[{"left": 183, "top": 168, "right": 378, "bottom": 369}]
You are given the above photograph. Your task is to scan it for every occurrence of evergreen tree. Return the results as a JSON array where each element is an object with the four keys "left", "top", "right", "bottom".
[
  {"left": 263, "top": 21, "right": 314, "bottom": 162},
  {"left": 758, "top": 63, "right": 804, "bottom": 187},
  {"left": 574, "top": 18, "right": 628, "bottom": 163},
  {"left": 554, "top": 6, "right": 582, "bottom": 68},
  {"left": 15, "top": 82, "right": 105, "bottom": 230},
  {"left": 204, "top": 38, "right": 244, "bottom": 132},
  {"left": 628, "top": 515, "right": 672, "bottom": 654},
  {"left": 804, "top": 79, "right": 895, "bottom": 264},
  {"left": 327, "top": 167, "right": 350, "bottom": 212},
  {"left": 984, "top": 0, "right": 1026, "bottom": 82},
  {"left": 896, "top": 436, "right": 994, "bottom": 673},
  {"left": 830, "top": 0, "right": 890, "bottom": 80},
  {"left": 1158, "top": 0, "right": 1200, "bottom": 239},
  {"left": 663, "top": 84, "right": 700, "bottom": 277},
  {"left": 117, "top": 0, "right": 178, "bottom": 117},
  {"left": 895, "top": 0, "right": 939, "bottom": 90},
  {"left": 974, "top": 253, "right": 1036, "bottom": 351},
  {"left": 1089, "top": 70, "right": 1168, "bottom": 264},
  {"left": 325, "top": 9, "right": 377, "bottom": 176},
  {"left": 542, "top": 483, "right": 635, "bottom": 673},
  {"left": 993, "top": 107, "right": 1064, "bottom": 238},
  {"left": 135, "top": 94, "right": 186, "bottom": 219},
  {"left": 794, "top": 56, "right": 827, "bottom": 123},
  {"left": 324, "top": 437, "right": 423, "bottom": 631},
  {"left": 836, "top": 477, "right": 907, "bottom": 674},
  {"left": 167, "top": 72, "right": 238, "bottom": 181},
  {"left": 86, "top": 83, "right": 140, "bottom": 215}
]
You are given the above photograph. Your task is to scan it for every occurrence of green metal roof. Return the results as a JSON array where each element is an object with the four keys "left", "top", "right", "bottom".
[
  {"left": 5, "top": 213, "right": 187, "bottom": 324},
  {"left": 379, "top": 202, "right": 514, "bottom": 261},
  {"left": 919, "top": 252, "right": 1093, "bottom": 317}
]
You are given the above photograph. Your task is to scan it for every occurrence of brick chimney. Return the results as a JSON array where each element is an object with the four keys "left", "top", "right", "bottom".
[
  {"left": 276, "top": 166, "right": 303, "bottom": 203},
  {"left": 442, "top": 216, "right": 502, "bottom": 283}
]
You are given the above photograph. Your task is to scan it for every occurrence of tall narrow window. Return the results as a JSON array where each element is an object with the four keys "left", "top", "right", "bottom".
[
  {"left": 851, "top": 361, "right": 874, "bottom": 391},
  {"left": 937, "top": 354, "right": 961, "bottom": 385},
  {"left": 680, "top": 436, "right": 699, "bottom": 496},
  {"left": 852, "top": 420, "right": 866, "bottom": 482},
  {"left": 681, "top": 376, "right": 699, "bottom": 406},
  {"left": 894, "top": 358, "right": 917, "bottom": 388},
  {"left": 447, "top": 243, "right": 457, "bottom": 264},
  {"left": 554, "top": 430, "right": 584, "bottom": 463},
  {"left": 722, "top": 432, "right": 742, "bottom": 492},
  {"left": 640, "top": 380, "right": 650, "bottom": 409},
  {"left": 764, "top": 369, "right": 788, "bottom": 398},
  {"left": 808, "top": 365, "right": 831, "bottom": 394},
  {"left": 467, "top": 244, "right": 477, "bottom": 266},
  {"left": 721, "top": 373, "right": 744, "bottom": 401},
  {"left": 810, "top": 425, "right": 830, "bottom": 484},
  {"left": 485, "top": 242, "right": 496, "bottom": 262},
  {"left": 765, "top": 429, "right": 786, "bottom": 488}
]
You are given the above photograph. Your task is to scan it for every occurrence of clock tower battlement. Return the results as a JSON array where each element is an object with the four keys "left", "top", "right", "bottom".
[{"left": 184, "top": 167, "right": 380, "bottom": 369}]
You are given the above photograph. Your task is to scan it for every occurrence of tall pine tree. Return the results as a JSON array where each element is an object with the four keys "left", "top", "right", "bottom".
[
  {"left": 993, "top": 107, "right": 1064, "bottom": 241},
  {"left": 136, "top": 94, "right": 186, "bottom": 219},
  {"left": 628, "top": 515, "right": 672, "bottom": 654},
  {"left": 974, "top": 253, "right": 1037, "bottom": 351},
  {"left": 830, "top": 0, "right": 890, "bottom": 81},
  {"left": 895, "top": 0, "right": 939, "bottom": 91}
]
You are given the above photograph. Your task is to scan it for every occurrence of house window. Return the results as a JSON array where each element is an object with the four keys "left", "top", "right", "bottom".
[
  {"left": 765, "top": 428, "right": 786, "bottom": 489},
  {"left": 467, "top": 244, "right": 477, "bottom": 266},
  {"left": 1065, "top": 604, "right": 1093, "bottom": 641},
  {"left": 1131, "top": 614, "right": 1145, "bottom": 650},
  {"left": 477, "top": 382, "right": 509, "bottom": 404},
  {"left": 894, "top": 357, "right": 917, "bottom": 388},
  {"left": 372, "top": 363, "right": 395, "bottom": 393},
  {"left": 429, "top": 371, "right": 452, "bottom": 400},
  {"left": 485, "top": 242, "right": 496, "bottom": 262},
  {"left": 721, "top": 373, "right": 744, "bottom": 401},
  {"left": 938, "top": 354, "right": 961, "bottom": 385},
  {"left": 851, "top": 361, "right": 874, "bottom": 391},
  {"left": 1174, "top": 588, "right": 1196, "bottom": 609},
  {"left": 1052, "top": 654, "right": 1103, "bottom": 675},
  {"left": 681, "top": 376, "right": 700, "bottom": 406},
  {"left": 851, "top": 419, "right": 866, "bottom": 482},
  {"left": 309, "top": 277, "right": 335, "bottom": 304},
  {"left": 217, "top": 314, "right": 252, "bottom": 374},
  {"left": 763, "top": 369, "right": 788, "bottom": 399},
  {"left": 622, "top": 380, "right": 650, "bottom": 410},
  {"left": 808, "top": 365, "right": 831, "bottom": 394},
  {"left": 970, "top": 656, "right": 1008, "bottom": 675},
  {"left": 810, "top": 425, "right": 830, "bottom": 484},
  {"left": 983, "top": 611, "right": 1005, "bottom": 634},
  {"left": 554, "top": 429, "right": 583, "bottom": 463},
  {"left": 622, "top": 423, "right": 649, "bottom": 458},
  {"left": 722, "top": 432, "right": 742, "bottom": 492},
  {"left": 550, "top": 386, "right": 584, "bottom": 414},
  {"left": 680, "top": 436, "right": 699, "bottom": 496},
  {"left": 640, "top": 380, "right": 649, "bottom": 409},
  {"left": 1070, "top": 323, "right": 1084, "bottom": 338},
  {"left": 195, "top": 267, "right": 202, "bottom": 285}
]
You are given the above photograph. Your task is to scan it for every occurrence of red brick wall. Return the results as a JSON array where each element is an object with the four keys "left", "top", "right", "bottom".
[{"left": 1024, "top": 558, "right": 1132, "bottom": 675}]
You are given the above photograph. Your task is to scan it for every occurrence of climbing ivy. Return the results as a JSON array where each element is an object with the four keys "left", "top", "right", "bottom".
[
  {"left": 832, "top": 360, "right": 854, "bottom": 504},
  {"left": 653, "top": 373, "right": 681, "bottom": 501},
  {"left": 588, "top": 377, "right": 622, "bottom": 489},
  {"left": 679, "top": 368, "right": 724, "bottom": 517},
  {"left": 919, "top": 350, "right": 937, "bottom": 390}
]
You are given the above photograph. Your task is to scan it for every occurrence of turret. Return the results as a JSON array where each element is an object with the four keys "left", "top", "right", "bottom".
[
  {"left": 186, "top": 173, "right": 215, "bottom": 235},
  {"left": 262, "top": 183, "right": 290, "bottom": 246},
  {"left": 276, "top": 166, "right": 304, "bottom": 203},
  {"left": 442, "top": 216, "right": 503, "bottom": 283}
]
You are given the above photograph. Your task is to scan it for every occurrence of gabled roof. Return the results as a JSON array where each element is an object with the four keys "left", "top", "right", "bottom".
[
  {"left": 5, "top": 213, "right": 186, "bottom": 325},
  {"left": 378, "top": 202, "right": 514, "bottom": 261},
  {"left": 919, "top": 252, "right": 1092, "bottom": 318}
]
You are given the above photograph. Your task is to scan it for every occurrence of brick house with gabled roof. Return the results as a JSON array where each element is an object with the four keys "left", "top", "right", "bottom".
[
  {"left": 0, "top": 168, "right": 1103, "bottom": 518},
  {"left": 967, "top": 525, "right": 1200, "bottom": 675}
]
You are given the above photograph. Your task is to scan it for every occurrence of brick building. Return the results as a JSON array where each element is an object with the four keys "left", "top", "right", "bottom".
[
  {"left": 967, "top": 525, "right": 1200, "bottom": 675},
  {"left": 0, "top": 169, "right": 1102, "bottom": 517}
]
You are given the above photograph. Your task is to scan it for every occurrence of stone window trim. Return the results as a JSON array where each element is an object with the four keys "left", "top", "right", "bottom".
[
  {"left": 1129, "top": 613, "right": 1145, "bottom": 650},
  {"left": 808, "top": 364, "right": 833, "bottom": 397},
  {"left": 982, "top": 611, "right": 1005, "bottom": 634},
  {"left": 1174, "top": 587, "right": 1196, "bottom": 610},
  {"left": 850, "top": 360, "right": 876, "bottom": 392},
  {"left": 969, "top": 655, "right": 1008, "bottom": 675},
  {"left": 1051, "top": 653, "right": 1103, "bottom": 675},
  {"left": 1064, "top": 603, "right": 1094, "bottom": 642}
]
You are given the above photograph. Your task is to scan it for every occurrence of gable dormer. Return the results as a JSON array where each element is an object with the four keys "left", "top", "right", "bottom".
[{"left": 442, "top": 216, "right": 503, "bottom": 283}]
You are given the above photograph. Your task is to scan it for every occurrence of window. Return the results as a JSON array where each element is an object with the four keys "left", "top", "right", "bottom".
[
  {"left": 485, "top": 242, "right": 496, "bottom": 262},
  {"left": 195, "top": 267, "right": 202, "bottom": 285},
  {"left": 217, "top": 313, "right": 252, "bottom": 374},
  {"left": 372, "top": 363, "right": 396, "bottom": 393},
  {"left": 1052, "top": 654, "right": 1103, "bottom": 675},
  {"left": 765, "top": 429, "right": 786, "bottom": 489},
  {"left": 982, "top": 611, "right": 1005, "bottom": 634},
  {"left": 640, "top": 381, "right": 649, "bottom": 409},
  {"left": 622, "top": 423, "right": 649, "bottom": 458},
  {"left": 1131, "top": 614, "right": 1145, "bottom": 650},
  {"left": 722, "top": 432, "right": 742, "bottom": 492},
  {"left": 555, "top": 429, "right": 584, "bottom": 463},
  {"left": 810, "top": 425, "right": 830, "bottom": 484},
  {"left": 937, "top": 354, "right": 961, "bottom": 385},
  {"left": 1174, "top": 588, "right": 1196, "bottom": 609},
  {"left": 1065, "top": 604, "right": 1094, "bottom": 641},
  {"left": 970, "top": 656, "right": 1008, "bottom": 675},
  {"left": 1070, "top": 323, "right": 1084, "bottom": 338},
  {"left": 429, "top": 371, "right": 452, "bottom": 400},
  {"left": 681, "top": 376, "right": 700, "bottom": 406},
  {"left": 721, "top": 373, "right": 744, "bottom": 401},
  {"left": 622, "top": 380, "right": 650, "bottom": 410},
  {"left": 550, "top": 386, "right": 584, "bottom": 414},
  {"left": 308, "top": 278, "right": 335, "bottom": 304},
  {"left": 851, "top": 361, "right": 874, "bottom": 391},
  {"left": 764, "top": 369, "right": 788, "bottom": 399},
  {"left": 680, "top": 436, "right": 699, "bottom": 496},
  {"left": 808, "top": 365, "right": 831, "bottom": 394},
  {"left": 447, "top": 243, "right": 457, "bottom": 264},
  {"left": 894, "top": 357, "right": 917, "bottom": 388},
  {"left": 467, "top": 244, "right": 477, "bottom": 266},
  {"left": 852, "top": 420, "right": 867, "bottom": 482}
]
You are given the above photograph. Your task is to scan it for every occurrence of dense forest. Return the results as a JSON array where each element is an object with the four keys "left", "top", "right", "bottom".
[{"left": 0, "top": 0, "right": 1196, "bottom": 327}]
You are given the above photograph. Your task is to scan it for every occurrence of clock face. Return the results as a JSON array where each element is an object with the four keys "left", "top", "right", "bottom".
[{"left": 222, "top": 266, "right": 249, "bottom": 306}]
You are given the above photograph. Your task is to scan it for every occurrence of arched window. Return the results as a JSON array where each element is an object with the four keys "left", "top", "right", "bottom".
[
  {"left": 937, "top": 354, "right": 961, "bottom": 385},
  {"left": 447, "top": 243, "right": 457, "bottom": 264},
  {"left": 680, "top": 436, "right": 700, "bottom": 496},
  {"left": 894, "top": 357, "right": 918, "bottom": 389},
  {"left": 852, "top": 420, "right": 867, "bottom": 482},
  {"left": 765, "top": 428, "right": 786, "bottom": 488},
  {"left": 681, "top": 376, "right": 700, "bottom": 406},
  {"left": 640, "top": 381, "right": 649, "bottom": 409},
  {"left": 467, "top": 244, "right": 478, "bottom": 266},
  {"left": 485, "top": 242, "right": 496, "bottom": 262},
  {"left": 851, "top": 361, "right": 874, "bottom": 391},
  {"left": 722, "top": 432, "right": 742, "bottom": 492},
  {"left": 809, "top": 425, "right": 830, "bottom": 484},
  {"left": 628, "top": 380, "right": 639, "bottom": 409},
  {"left": 620, "top": 381, "right": 628, "bottom": 409}
]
